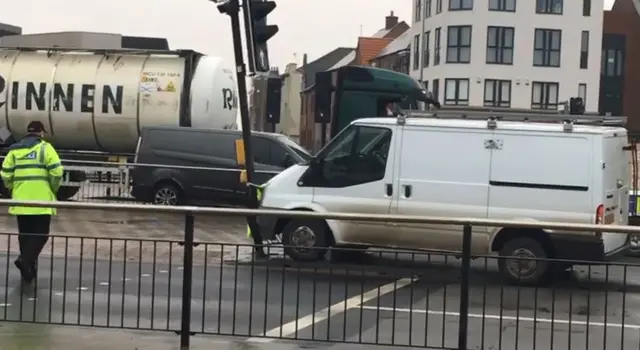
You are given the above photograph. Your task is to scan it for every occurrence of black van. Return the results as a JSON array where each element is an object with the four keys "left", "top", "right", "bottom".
[{"left": 130, "top": 126, "right": 310, "bottom": 205}]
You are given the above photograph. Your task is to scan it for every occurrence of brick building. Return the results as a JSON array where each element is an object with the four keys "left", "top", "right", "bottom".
[{"left": 601, "top": 0, "right": 640, "bottom": 131}]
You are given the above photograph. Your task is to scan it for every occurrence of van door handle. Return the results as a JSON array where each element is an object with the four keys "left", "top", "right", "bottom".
[
  {"left": 385, "top": 183, "right": 393, "bottom": 196},
  {"left": 403, "top": 185, "right": 412, "bottom": 198}
]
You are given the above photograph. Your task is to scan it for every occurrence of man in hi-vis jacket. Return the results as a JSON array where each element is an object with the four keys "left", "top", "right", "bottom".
[{"left": 0, "top": 121, "right": 63, "bottom": 283}]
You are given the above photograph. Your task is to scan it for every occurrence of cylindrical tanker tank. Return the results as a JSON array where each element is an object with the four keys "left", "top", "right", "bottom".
[{"left": 0, "top": 48, "right": 238, "bottom": 153}]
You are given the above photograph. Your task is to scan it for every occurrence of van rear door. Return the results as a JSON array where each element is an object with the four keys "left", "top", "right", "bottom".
[{"left": 601, "top": 132, "right": 630, "bottom": 253}]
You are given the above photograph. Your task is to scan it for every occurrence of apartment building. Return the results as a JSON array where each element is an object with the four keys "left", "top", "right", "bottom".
[{"left": 410, "top": 0, "right": 603, "bottom": 111}]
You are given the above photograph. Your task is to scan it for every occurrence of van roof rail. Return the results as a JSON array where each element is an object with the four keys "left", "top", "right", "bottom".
[{"left": 399, "top": 106, "right": 627, "bottom": 129}]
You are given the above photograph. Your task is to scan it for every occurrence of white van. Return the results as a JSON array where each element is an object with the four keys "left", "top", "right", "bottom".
[{"left": 256, "top": 111, "right": 631, "bottom": 284}]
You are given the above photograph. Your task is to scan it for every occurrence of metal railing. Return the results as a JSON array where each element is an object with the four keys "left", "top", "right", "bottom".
[
  {"left": 0, "top": 158, "right": 282, "bottom": 204},
  {"left": 1, "top": 199, "right": 640, "bottom": 349}
]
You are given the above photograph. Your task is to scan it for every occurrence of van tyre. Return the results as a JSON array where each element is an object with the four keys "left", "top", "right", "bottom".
[
  {"left": 282, "top": 219, "right": 329, "bottom": 262},
  {"left": 152, "top": 183, "right": 183, "bottom": 206},
  {"left": 498, "top": 237, "right": 549, "bottom": 286}
]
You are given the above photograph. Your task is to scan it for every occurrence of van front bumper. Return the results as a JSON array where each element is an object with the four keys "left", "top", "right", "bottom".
[{"left": 551, "top": 234, "right": 630, "bottom": 262}]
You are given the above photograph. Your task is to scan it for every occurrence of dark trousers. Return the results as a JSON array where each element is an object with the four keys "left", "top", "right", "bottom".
[{"left": 16, "top": 215, "right": 51, "bottom": 267}]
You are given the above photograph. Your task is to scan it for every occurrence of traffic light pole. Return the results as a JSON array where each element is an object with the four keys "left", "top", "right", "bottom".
[
  {"left": 241, "top": 0, "right": 257, "bottom": 73},
  {"left": 224, "top": 0, "right": 265, "bottom": 256}
]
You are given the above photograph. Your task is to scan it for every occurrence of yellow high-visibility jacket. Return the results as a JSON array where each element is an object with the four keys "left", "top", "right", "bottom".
[
  {"left": 0, "top": 136, "right": 63, "bottom": 215},
  {"left": 247, "top": 185, "right": 265, "bottom": 238}
]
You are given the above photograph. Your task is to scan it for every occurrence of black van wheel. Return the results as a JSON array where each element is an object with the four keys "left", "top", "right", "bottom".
[
  {"left": 282, "top": 219, "right": 329, "bottom": 261},
  {"left": 152, "top": 182, "right": 183, "bottom": 206},
  {"left": 498, "top": 237, "right": 549, "bottom": 286}
]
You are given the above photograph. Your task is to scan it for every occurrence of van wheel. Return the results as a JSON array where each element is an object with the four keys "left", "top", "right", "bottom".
[
  {"left": 498, "top": 237, "right": 549, "bottom": 286},
  {"left": 282, "top": 219, "right": 329, "bottom": 261},
  {"left": 152, "top": 183, "right": 183, "bottom": 205}
]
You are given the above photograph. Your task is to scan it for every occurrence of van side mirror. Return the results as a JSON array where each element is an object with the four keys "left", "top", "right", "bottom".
[{"left": 309, "top": 156, "right": 323, "bottom": 171}]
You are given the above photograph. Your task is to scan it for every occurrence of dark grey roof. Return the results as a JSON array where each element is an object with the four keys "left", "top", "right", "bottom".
[
  {"left": 121, "top": 36, "right": 169, "bottom": 50},
  {"left": 299, "top": 47, "right": 355, "bottom": 88},
  {"left": 0, "top": 22, "right": 22, "bottom": 38}
]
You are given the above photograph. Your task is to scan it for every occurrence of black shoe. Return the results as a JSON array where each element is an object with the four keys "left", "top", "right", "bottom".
[
  {"left": 29, "top": 264, "right": 37, "bottom": 282},
  {"left": 14, "top": 258, "right": 32, "bottom": 283}
]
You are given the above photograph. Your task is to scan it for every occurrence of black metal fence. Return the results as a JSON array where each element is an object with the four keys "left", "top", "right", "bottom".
[{"left": 0, "top": 202, "right": 640, "bottom": 349}]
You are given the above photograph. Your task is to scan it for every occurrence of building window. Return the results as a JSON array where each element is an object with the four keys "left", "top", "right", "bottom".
[
  {"left": 415, "top": 0, "right": 422, "bottom": 22},
  {"left": 446, "top": 26, "right": 472, "bottom": 63},
  {"left": 425, "top": 0, "right": 432, "bottom": 17},
  {"left": 531, "top": 81, "right": 559, "bottom": 110},
  {"left": 484, "top": 80, "right": 511, "bottom": 107},
  {"left": 486, "top": 26, "right": 514, "bottom": 65},
  {"left": 432, "top": 79, "right": 440, "bottom": 100},
  {"left": 423, "top": 31, "right": 430, "bottom": 67},
  {"left": 413, "top": 35, "right": 421, "bottom": 70},
  {"left": 434, "top": 27, "right": 441, "bottom": 65},
  {"left": 578, "top": 83, "right": 587, "bottom": 105},
  {"left": 533, "top": 29, "right": 561, "bottom": 67},
  {"left": 489, "top": 0, "right": 516, "bottom": 11},
  {"left": 580, "top": 31, "right": 589, "bottom": 69},
  {"left": 450, "top": 0, "right": 473, "bottom": 10},
  {"left": 444, "top": 78, "right": 470, "bottom": 105},
  {"left": 601, "top": 49, "right": 624, "bottom": 77},
  {"left": 536, "top": 0, "right": 562, "bottom": 14},
  {"left": 401, "top": 54, "right": 410, "bottom": 74},
  {"left": 436, "top": 0, "right": 443, "bottom": 13},
  {"left": 583, "top": 0, "right": 591, "bottom": 16}
]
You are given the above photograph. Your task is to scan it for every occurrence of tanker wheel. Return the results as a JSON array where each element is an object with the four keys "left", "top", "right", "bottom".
[{"left": 57, "top": 186, "right": 81, "bottom": 201}]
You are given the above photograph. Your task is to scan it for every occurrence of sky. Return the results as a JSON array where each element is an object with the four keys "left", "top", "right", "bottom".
[
  {"left": 0, "top": 0, "right": 619, "bottom": 71},
  {"left": 1, "top": 0, "right": 412, "bottom": 71}
]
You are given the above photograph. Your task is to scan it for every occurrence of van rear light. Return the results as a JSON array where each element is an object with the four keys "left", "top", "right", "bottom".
[{"left": 596, "top": 204, "right": 605, "bottom": 225}]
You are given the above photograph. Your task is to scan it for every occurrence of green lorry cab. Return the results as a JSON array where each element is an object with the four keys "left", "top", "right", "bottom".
[{"left": 300, "top": 66, "right": 430, "bottom": 152}]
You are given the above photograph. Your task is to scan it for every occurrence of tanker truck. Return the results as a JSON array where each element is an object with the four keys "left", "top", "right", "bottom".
[{"left": 0, "top": 47, "right": 238, "bottom": 200}]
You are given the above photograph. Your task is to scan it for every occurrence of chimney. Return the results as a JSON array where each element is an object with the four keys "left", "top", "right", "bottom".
[{"left": 385, "top": 11, "right": 398, "bottom": 30}]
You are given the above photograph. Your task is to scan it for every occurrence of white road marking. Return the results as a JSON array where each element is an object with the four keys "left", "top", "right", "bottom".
[
  {"left": 141, "top": 273, "right": 151, "bottom": 277},
  {"left": 177, "top": 266, "right": 184, "bottom": 271},
  {"left": 159, "top": 270, "right": 168, "bottom": 273},
  {"left": 247, "top": 277, "right": 415, "bottom": 343},
  {"left": 77, "top": 287, "right": 89, "bottom": 291},
  {"left": 0, "top": 303, "right": 10, "bottom": 307},
  {"left": 27, "top": 297, "right": 36, "bottom": 301},
  {"left": 99, "top": 282, "right": 109, "bottom": 286},
  {"left": 361, "top": 306, "right": 640, "bottom": 330},
  {"left": 121, "top": 278, "right": 131, "bottom": 282},
  {"left": 54, "top": 292, "right": 64, "bottom": 296}
]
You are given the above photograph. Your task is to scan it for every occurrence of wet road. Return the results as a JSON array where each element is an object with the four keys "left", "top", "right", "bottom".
[
  {"left": 0, "top": 249, "right": 639, "bottom": 349},
  {"left": 0, "top": 201, "right": 637, "bottom": 348}
]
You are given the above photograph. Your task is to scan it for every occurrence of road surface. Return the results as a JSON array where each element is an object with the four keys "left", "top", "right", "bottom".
[
  {"left": 0, "top": 207, "right": 638, "bottom": 349},
  {"left": 0, "top": 247, "right": 639, "bottom": 349},
  {"left": 0, "top": 209, "right": 250, "bottom": 264}
]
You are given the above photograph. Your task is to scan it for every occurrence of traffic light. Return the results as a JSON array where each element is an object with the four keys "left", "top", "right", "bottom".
[
  {"left": 569, "top": 97, "right": 585, "bottom": 115},
  {"left": 265, "top": 77, "right": 282, "bottom": 123},
  {"left": 243, "top": 0, "right": 279, "bottom": 73}
]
